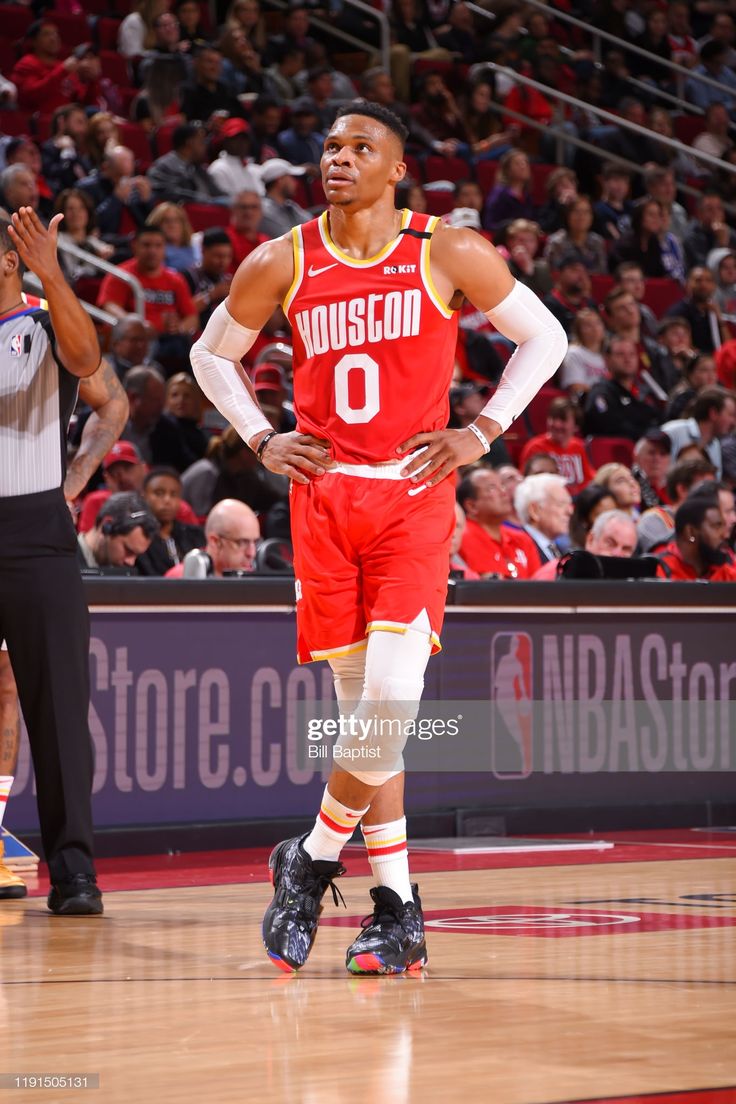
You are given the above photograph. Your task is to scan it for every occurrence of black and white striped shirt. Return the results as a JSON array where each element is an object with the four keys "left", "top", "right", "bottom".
[{"left": 0, "top": 307, "right": 79, "bottom": 497}]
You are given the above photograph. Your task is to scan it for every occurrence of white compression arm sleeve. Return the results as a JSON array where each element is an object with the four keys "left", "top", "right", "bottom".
[
  {"left": 190, "top": 302, "right": 272, "bottom": 445},
  {"left": 479, "top": 281, "right": 568, "bottom": 433}
]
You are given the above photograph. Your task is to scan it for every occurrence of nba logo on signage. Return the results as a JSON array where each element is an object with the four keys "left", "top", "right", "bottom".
[
  {"left": 10, "top": 333, "right": 23, "bottom": 357},
  {"left": 490, "top": 631, "right": 534, "bottom": 780}
]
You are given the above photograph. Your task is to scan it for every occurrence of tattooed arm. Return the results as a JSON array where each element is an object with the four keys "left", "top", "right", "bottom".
[{"left": 64, "top": 357, "right": 129, "bottom": 503}]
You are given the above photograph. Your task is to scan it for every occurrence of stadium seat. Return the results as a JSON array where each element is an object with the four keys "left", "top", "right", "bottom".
[
  {"left": 476, "top": 161, "right": 498, "bottom": 197},
  {"left": 590, "top": 273, "right": 614, "bottom": 305},
  {"left": 98, "top": 49, "right": 130, "bottom": 85},
  {"left": 0, "top": 4, "right": 32, "bottom": 40},
  {"left": 308, "top": 177, "right": 326, "bottom": 206},
  {"left": 33, "top": 114, "right": 53, "bottom": 141},
  {"left": 96, "top": 19, "right": 123, "bottom": 51},
  {"left": 183, "top": 203, "right": 229, "bottom": 231},
  {"left": 530, "top": 163, "right": 556, "bottom": 206},
  {"left": 641, "top": 278, "right": 682, "bottom": 317},
  {"left": 74, "top": 276, "right": 103, "bottom": 305},
  {"left": 403, "top": 154, "right": 422, "bottom": 183},
  {"left": 119, "top": 121, "right": 152, "bottom": 169},
  {"left": 422, "top": 189, "right": 455, "bottom": 216},
  {"left": 424, "top": 155, "right": 471, "bottom": 183},
  {"left": 49, "top": 13, "right": 91, "bottom": 48},
  {"left": 522, "top": 385, "right": 566, "bottom": 434},
  {"left": 0, "top": 109, "right": 33, "bottom": 137},
  {"left": 585, "top": 436, "right": 635, "bottom": 468},
  {"left": 673, "top": 114, "right": 705, "bottom": 144},
  {"left": 151, "top": 122, "right": 178, "bottom": 158}
]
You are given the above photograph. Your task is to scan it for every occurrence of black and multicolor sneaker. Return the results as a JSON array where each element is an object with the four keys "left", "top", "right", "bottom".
[
  {"left": 345, "top": 884, "right": 428, "bottom": 975},
  {"left": 262, "top": 835, "right": 346, "bottom": 972}
]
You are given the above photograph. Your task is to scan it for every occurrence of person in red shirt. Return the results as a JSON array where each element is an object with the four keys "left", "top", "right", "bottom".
[
  {"left": 458, "top": 468, "right": 541, "bottom": 578},
  {"left": 656, "top": 497, "right": 736, "bottom": 581},
  {"left": 226, "top": 189, "right": 268, "bottom": 272},
  {"left": 98, "top": 225, "right": 198, "bottom": 372},
  {"left": 519, "top": 396, "right": 595, "bottom": 495},
  {"left": 11, "top": 21, "right": 101, "bottom": 114}
]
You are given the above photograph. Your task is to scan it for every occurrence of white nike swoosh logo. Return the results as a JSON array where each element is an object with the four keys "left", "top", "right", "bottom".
[{"left": 308, "top": 263, "right": 339, "bottom": 277}]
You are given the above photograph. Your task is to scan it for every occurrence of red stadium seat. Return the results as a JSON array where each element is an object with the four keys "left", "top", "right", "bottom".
[
  {"left": 33, "top": 114, "right": 53, "bottom": 141},
  {"left": 0, "top": 109, "right": 33, "bottom": 137},
  {"left": 308, "top": 177, "right": 326, "bottom": 206},
  {"left": 530, "top": 163, "right": 556, "bottom": 206},
  {"left": 74, "top": 276, "right": 103, "bottom": 304},
  {"left": 48, "top": 13, "right": 91, "bottom": 48},
  {"left": 476, "top": 160, "right": 498, "bottom": 198},
  {"left": 403, "top": 154, "right": 422, "bottom": 183},
  {"left": 0, "top": 5, "right": 33, "bottom": 41},
  {"left": 590, "top": 273, "right": 614, "bottom": 305},
  {"left": 424, "top": 155, "right": 471, "bottom": 183},
  {"left": 96, "top": 19, "right": 123, "bottom": 51},
  {"left": 641, "top": 277, "right": 682, "bottom": 318},
  {"left": 585, "top": 436, "right": 634, "bottom": 468},
  {"left": 98, "top": 49, "right": 130, "bottom": 86},
  {"left": 118, "top": 121, "right": 152, "bottom": 169},
  {"left": 422, "top": 189, "right": 455, "bottom": 216},
  {"left": 523, "top": 384, "right": 566, "bottom": 434},
  {"left": 183, "top": 203, "right": 229, "bottom": 231},
  {"left": 673, "top": 114, "right": 705, "bottom": 144},
  {"left": 151, "top": 122, "right": 178, "bottom": 157}
]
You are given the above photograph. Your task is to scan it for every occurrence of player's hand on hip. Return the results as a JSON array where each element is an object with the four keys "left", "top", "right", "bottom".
[
  {"left": 8, "top": 208, "right": 64, "bottom": 280},
  {"left": 397, "top": 428, "right": 488, "bottom": 487},
  {"left": 261, "top": 432, "right": 335, "bottom": 484}
]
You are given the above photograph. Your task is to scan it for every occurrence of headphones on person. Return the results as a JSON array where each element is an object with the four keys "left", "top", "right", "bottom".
[{"left": 101, "top": 510, "right": 149, "bottom": 537}]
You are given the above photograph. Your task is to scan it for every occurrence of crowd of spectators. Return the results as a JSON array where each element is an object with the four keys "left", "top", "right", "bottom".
[{"left": 2, "top": 0, "right": 736, "bottom": 580}]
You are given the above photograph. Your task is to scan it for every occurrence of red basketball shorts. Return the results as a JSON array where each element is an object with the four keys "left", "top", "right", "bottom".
[{"left": 290, "top": 470, "right": 455, "bottom": 664}]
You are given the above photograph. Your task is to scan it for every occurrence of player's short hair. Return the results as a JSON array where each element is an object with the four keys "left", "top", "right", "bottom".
[
  {"left": 334, "top": 99, "right": 408, "bottom": 150},
  {"left": 0, "top": 218, "right": 15, "bottom": 256}
]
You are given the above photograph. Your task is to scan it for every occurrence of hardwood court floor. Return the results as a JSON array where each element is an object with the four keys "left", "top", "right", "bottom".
[{"left": 2, "top": 832, "right": 736, "bottom": 1104}]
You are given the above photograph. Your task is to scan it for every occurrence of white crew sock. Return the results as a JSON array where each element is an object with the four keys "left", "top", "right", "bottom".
[
  {"left": 302, "top": 785, "right": 369, "bottom": 862},
  {"left": 362, "top": 816, "right": 413, "bottom": 904}
]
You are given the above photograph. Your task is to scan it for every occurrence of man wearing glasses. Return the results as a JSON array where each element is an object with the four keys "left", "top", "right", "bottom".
[{"left": 165, "top": 498, "right": 260, "bottom": 577}]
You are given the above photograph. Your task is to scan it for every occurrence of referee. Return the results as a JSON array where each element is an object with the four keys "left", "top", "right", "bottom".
[{"left": 1, "top": 206, "right": 103, "bottom": 915}]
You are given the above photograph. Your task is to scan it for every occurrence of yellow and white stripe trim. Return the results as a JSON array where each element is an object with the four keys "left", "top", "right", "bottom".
[
  {"left": 309, "top": 638, "right": 369, "bottom": 662},
  {"left": 318, "top": 208, "right": 412, "bottom": 268},
  {"left": 366, "top": 621, "right": 441, "bottom": 651},
  {"left": 420, "top": 215, "right": 453, "bottom": 319},
  {"left": 282, "top": 225, "right": 305, "bottom": 315}
]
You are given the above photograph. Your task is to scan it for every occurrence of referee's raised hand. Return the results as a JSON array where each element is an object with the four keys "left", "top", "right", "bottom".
[{"left": 7, "top": 207, "right": 64, "bottom": 280}]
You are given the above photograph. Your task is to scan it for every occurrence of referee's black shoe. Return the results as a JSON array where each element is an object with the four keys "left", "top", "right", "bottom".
[
  {"left": 262, "top": 835, "right": 345, "bottom": 972},
  {"left": 48, "top": 873, "right": 103, "bottom": 916}
]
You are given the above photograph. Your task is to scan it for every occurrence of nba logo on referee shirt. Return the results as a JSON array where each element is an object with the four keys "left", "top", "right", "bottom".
[
  {"left": 10, "top": 334, "right": 23, "bottom": 357},
  {"left": 490, "top": 632, "right": 534, "bottom": 779}
]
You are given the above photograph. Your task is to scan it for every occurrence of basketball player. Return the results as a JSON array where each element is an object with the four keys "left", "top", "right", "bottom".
[{"left": 191, "top": 101, "right": 568, "bottom": 973}]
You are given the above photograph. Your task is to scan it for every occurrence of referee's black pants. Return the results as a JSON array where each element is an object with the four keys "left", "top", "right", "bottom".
[{"left": 0, "top": 488, "right": 95, "bottom": 882}]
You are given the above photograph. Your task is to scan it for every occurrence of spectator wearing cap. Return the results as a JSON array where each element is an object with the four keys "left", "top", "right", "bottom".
[
  {"left": 207, "top": 119, "right": 263, "bottom": 198},
  {"left": 147, "top": 124, "right": 227, "bottom": 206},
  {"left": 519, "top": 397, "right": 595, "bottom": 496},
  {"left": 637, "top": 456, "right": 717, "bottom": 553},
  {"left": 543, "top": 197, "right": 607, "bottom": 274},
  {"left": 559, "top": 309, "right": 608, "bottom": 397},
  {"left": 583, "top": 336, "right": 660, "bottom": 441},
  {"left": 656, "top": 497, "right": 736, "bottom": 581},
  {"left": 77, "top": 492, "right": 159, "bottom": 571},
  {"left": 166, "top": 498, "right": 261, "bottom": 577},
  {"left": 541, "top": 255, "right": 597, "bottom": 337},
  {"left": 457, "top": 469, "right": 541, "bottom": 579},
  {"left": 185, "top": 228, "right": 233, "bottom": 328},
  {"left": 259, "top": 158, "right": 310, "bottom": 239},
  {"left": 226, "top": 189, "right": 268, "bottom": 271},
  {"left": 136, "top": 467, "right": 205, "bottom": 576},
  {"left": 514, "top": 473, "right": 574, "bottom": 565},
  {"left": 632, "top": 430, "right": 672, "bottom": 508},
  {"left": 277, "top": 97, "right": 325, "bottom": 171},
  {"left": 665, "top": 267, "right": 732, "bottom": 355},
  {"left": 253, "top": 364, "right": 297, "bottom": 433},
  {"left": 661, "top": 387, "right": 736, "bottom": 479},
  {"left": 181, "top": 45, "right": 248, "bottom": 122},
  {"left": 11, "top": 21, "right": 102, "bottom": 113},
  {"left": 77, "top": 441, "right": 147, "bottom": 534}
]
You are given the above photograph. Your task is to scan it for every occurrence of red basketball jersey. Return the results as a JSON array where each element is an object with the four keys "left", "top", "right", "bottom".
[{"left": 283, "top": 210, "right": 459, "bottom": 464}]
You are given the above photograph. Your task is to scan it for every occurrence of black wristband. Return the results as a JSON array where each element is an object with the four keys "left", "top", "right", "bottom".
[{"left": 256, "top": 430, "right": 277, "bottom": 462}]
